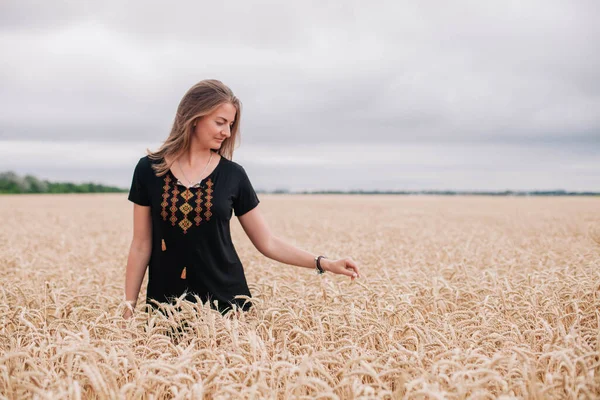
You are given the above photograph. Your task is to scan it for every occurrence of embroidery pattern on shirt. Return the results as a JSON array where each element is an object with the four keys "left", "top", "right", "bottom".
[
  {"left": 194, "top": 188, "right": 204, "bottom": 226},
  {"left": 161, "top": 175, "right": 171, "bottom": 220},
  {"left": 169, "top": 185, "right": 180, "bottom": 226},
  {"left": 161, "top": 175, "right": 214, "bottom": 234},
  {"left": 205, "top": 180, "right": 214, "bottom": 220},
  {"left": 178, "top": 189, "right": 194, "bottom": 233}
]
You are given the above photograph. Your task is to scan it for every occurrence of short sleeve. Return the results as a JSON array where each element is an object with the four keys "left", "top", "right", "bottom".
[
  {"left": 128, "top": 157, "right": 151, "bottom": 206},
  {"left": 233, "top": 166, "right": 260, "bottom": 216}
]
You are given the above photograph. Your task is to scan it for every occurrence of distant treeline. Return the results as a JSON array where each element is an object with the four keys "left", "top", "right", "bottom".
[
  {"left": 0, "top": 171, "right": 127, "bottom": 194},
  {"left": 260, "top": 189, "right": 600, "bottom": 196},
  {"left": 1, "top": 171, "right": 597, "bottom": 196}
]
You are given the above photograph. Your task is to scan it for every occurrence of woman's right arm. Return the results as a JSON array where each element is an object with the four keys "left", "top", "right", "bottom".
[{"left": 123, "top": 203, "right": 152, "bottom": 319}]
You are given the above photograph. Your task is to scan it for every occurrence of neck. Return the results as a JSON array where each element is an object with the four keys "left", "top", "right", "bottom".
[{"left": 181, "top": 139, "right": 214, "bottom": 167}]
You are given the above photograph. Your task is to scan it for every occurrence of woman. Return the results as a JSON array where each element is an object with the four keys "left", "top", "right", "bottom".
[{"left": 123, "top": 79, "right": 361, "bottom": 319}]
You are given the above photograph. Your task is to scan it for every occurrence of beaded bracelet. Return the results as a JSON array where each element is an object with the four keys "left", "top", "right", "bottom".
[{"left": 315, "top": 255, "right": 327, "bottom": 275}]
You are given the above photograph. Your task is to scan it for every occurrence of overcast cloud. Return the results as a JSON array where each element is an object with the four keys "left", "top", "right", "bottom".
[{"left": 1, "top": 0, "right": 598, "bottom": 190}]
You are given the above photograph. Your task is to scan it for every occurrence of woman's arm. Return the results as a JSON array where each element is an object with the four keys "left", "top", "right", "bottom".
[
  {"left": 123, "top": 203, "right": 153, "bottom": 319},
  {"left": 237, "top": 205, "right": 361, "bottom": 280}
]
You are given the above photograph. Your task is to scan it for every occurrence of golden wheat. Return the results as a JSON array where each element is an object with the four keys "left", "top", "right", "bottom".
[{"left": 0, "top": 194, "right": 599, "bottom": 399}]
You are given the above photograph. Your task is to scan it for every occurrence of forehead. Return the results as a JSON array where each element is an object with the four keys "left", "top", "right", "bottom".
[{"left": 209, "top": 102, "right": 237, "bottom": 120}]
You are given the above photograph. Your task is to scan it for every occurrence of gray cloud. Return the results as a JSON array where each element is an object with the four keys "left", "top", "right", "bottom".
[{"left": 0, "top": 0, "right": 599, "bottom": 146}]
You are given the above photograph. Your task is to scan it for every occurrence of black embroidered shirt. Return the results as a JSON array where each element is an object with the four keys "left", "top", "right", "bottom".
[{"left": 127, "top": 153, "right": 260, "bottom": 314}]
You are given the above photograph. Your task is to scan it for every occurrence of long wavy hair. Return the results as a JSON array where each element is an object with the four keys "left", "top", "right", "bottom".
[{"left": 146, "top": 79, "right": 242, "bottom": 176}]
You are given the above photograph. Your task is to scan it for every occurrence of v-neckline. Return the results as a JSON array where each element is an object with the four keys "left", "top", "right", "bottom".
[{"left": 167, "top": 154, "right": 223, "bottom": 189}]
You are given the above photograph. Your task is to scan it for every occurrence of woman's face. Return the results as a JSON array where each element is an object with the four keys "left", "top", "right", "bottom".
[{"left": 193, "top": 102, "right": 237, "bottom": 150}]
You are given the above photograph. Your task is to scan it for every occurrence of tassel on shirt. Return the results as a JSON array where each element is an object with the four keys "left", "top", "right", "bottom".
[
  {"left": 162, "top": 239, "right": 166, "bottom": 251},
  {"left": 181, "top": 267, "right": 186, "bottom": 280}
]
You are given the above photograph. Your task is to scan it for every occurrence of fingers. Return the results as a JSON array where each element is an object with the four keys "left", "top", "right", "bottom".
[
  {"left": 345, "top": 258, "right": 360, "bottom": 278},
  {"left": 336, "top": 258, "right": 359, "bottom": 280},
  {"left": 344, "top": 268, "right": 357, "bottom": 278},
  {"left": 327, "top": 257, "right": 362, "bottom": 279}
]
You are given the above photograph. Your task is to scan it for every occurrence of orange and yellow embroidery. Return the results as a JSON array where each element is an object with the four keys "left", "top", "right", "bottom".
[
  {"left": 178, "top": 189, "right": 194, "bottom": 232},
  {"left": 194, "top": 188, "right": 204, "bottom": 226},
  {"left": 205, "top": 180, "right": 213, "bottom": 220},
  {"left": 161, "top": 175, "right": 171, "bottom": 220},
  {"left": 161, "top": 176, "right": 214, "bottom": 234},
  {"left": 169, "top": 185, "right": 180, "bottom": 227}
]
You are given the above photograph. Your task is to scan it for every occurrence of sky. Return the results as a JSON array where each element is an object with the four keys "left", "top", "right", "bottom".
[{"left": 1, "top": 0, "right": 598, "bottom": 192}]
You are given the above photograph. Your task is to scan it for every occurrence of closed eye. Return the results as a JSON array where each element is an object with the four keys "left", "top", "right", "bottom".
[{"left": 217, "top": 120, "right": 234, "bottom": 127}]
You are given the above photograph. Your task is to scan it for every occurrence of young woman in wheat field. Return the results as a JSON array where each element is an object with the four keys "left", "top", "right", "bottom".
[{"left": 123, "top": 79, "right": 361, "bottom": 320}]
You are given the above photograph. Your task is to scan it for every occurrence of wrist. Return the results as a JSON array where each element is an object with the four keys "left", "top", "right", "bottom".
[
  {"left": 314, "top": 255, "right": 328, "bottom": 274},
  {"left": 123, "top": 296, "right": 137, "bottom": 308},
  {"left": 320, "top": 258, "right": 331, "bottom": 272}
]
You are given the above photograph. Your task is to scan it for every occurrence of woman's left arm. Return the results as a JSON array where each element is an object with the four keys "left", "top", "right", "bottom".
[{"left": 237, "top": 205, "right": 361, "bottom": 280}]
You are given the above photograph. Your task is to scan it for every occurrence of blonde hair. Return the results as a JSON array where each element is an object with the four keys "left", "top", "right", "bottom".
[{"left": 146, "top": 79, "right": 242, "bottom": 176}]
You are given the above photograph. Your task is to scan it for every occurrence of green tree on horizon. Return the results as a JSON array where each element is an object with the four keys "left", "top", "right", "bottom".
[{"left": 0, "top": 171, "right": 127, "bottom": 194}]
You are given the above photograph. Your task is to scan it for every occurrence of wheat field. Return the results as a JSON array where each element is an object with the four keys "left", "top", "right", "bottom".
[{"left": 0, "top": 194, "right": 599, "bottom": 399}]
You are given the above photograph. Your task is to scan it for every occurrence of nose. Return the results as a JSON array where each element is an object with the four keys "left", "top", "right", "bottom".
[{"left": 222, "top": 126, "right": 231, "bottom": 138}]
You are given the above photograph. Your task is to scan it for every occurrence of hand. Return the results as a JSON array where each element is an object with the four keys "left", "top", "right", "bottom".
[
  {"left": 121, "top": 300, "right": 135, "bottom": 322},
  {"left": 122, "top": 307, "right": 134, "bottom": 320},
  {"left": 118, "top": 308, "right": 134, "bottom": 330},
  {"left": 322, "top": 257, "right": 361, "bottom": 280}
]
